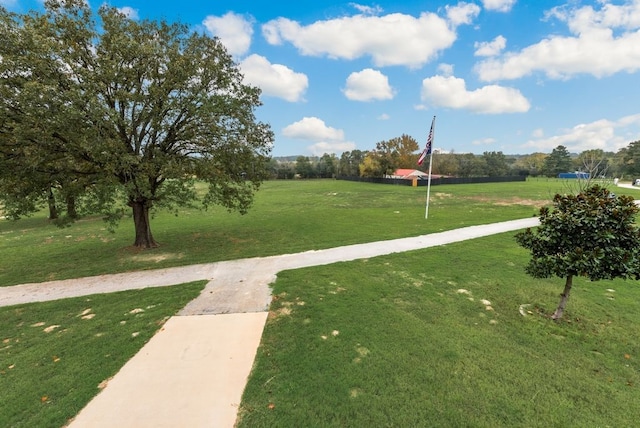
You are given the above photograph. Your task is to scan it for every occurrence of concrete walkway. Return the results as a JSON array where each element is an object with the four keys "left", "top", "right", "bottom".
[{"left": 0, "top": 218, "right": 540, "bottom": 427}]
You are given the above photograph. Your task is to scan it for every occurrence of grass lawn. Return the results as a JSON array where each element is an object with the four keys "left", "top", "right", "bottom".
[
  {"left": 0, "top": 281, "right": 205, "bottom": 428},
  {"left": 238, "top": 233, "right": 640, "bottom": 427},
  {"left": 3, "top": 177, "right": 630, "bottom": 287},
  {"left": 1, "top": 178, "right": 638, "bottom": 426}
]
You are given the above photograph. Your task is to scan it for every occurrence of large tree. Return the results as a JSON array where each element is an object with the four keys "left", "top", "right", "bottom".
[
  {"left": 0, "top": 1, "right": 273, "bottom": 248},
  {"left": 359, "top": 154, "right": 383, "bottom": 177},
  {"left": 373, "top": 134, "right": 420, "bottom": 175},
  {"left": 431, "top": 151, "right": 458, "bottom": 176},
  {"left": 0, "top": 5, "right": 92, "bottom": 222},
  {"left": 482, "top": 151, "right": 509, "bottom": 177},
  {"left": 513, "top": 153, "right": 547, "bottom": 177},
  {"left": 515, "top": 185, "right": 640, "bottom": 320},
  {"left": 338, "top": 149, "right": 365, "bottom": 176},
  {"left": 573, "top": 149, "right": 609, "bottom": 177},
  {"left": 543, "top": 145, "right": 573, "bottom": 177},
  {"left": 316, "top": 153, "right": 337, "bottom": 178},
  {"left": 621, "top": 140, "right": 640, "bottom": 177},
  {"left": 456, "top": 153, "right": 486, "bottom": 177},
  {"left": 294, "top": 156, "right": 314, "bottom": 178}
]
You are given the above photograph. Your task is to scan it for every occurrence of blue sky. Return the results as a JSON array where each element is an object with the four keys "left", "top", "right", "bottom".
[{"left": 4, "top": 0, "right": 640, "bottom": 157}]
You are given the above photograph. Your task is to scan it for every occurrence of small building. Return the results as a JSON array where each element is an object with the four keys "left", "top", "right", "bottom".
[
  {"left": 388, "top": 169, "right": 448, "bottom": 180},
  {"left": 389, "top": 169, "right": 429, "bottom": 180},
  {"left": 558, "top": 171, "right": 590, "bottom": 179}
]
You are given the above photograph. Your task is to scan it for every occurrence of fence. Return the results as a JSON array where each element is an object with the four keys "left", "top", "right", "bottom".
[{"left": 336, "top": 175, "right": 527, "bottom": 186}]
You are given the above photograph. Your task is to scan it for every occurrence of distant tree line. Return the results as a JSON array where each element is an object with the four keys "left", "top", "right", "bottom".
[
  {"left": 269, "top": 138, "right": 640, "bottom": 181},
  {"left": 268, "top": 153, "right": 339, "bottom": 179}
]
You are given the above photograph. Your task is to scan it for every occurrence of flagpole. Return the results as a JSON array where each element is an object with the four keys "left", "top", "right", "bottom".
[
  {"left": 425, "top": 116, "right": 436, "bottom": 219},
  {"left": 425, "top": 149, "right": 433, "bottom": 219}
]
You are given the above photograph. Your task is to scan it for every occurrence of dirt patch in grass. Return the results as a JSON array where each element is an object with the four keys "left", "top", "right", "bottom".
[
  {"left": 129, "top": 253, "right": 184, "bottom": 263},
  {"left": 268, "top": 293, "right": 306, "bottom": 321},
  {"left": 268, "top": 306, "right": 292, "bottom": 320},
  {"left": 466, "top": 195, "right": 545, "bottom": 208},
  {"left": 494, "top": 197, "right": 545, "bottom": 207},
  {"left": 228, "top": 236, "right": 253, "bottom": 245}
]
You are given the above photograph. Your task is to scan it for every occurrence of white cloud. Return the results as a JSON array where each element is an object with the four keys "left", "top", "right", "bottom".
[
  {"left": 476, "top": 1, "right": 640, "bottom": 81},
  {"left": 282, "top": 117, "right": 345, "bottom": 141},
  {"left": 446, "top": 2, "right": 482, "bottom": 26},
  {"left": 307, "top": 141, "right": 357, "bottom": 156},
  {"left": 282, "top": 117, "right": 355, "bottom": 155},
  {"left": 350, "top": 3, "right": 383, "bottom": 16},
  {"left": 546, "top": 2, "right": 640, "bottom": 34},
  {"left": 532, "top": 128, "right": 544, "bottom": 138},
  {"left": 203, "top": 12, "right": 254, "bottom": 57},
  {"left": 472, "top": 137, "right": 497, "bottom": 146},
  {"left": 378, "top": 113, "right": 391, "bottom": 120},
  {"left": 523, "top": 113, "right": 640, "bottom": 152},
  {"left": 421, "top": 75, "right": 530, "bottom": 114},
  {"left": 0, "top": 0, "right": 18, "bottom": 7},
  {"left": 239, "top": 54, "right": 308, "bottom": 102},
  {"left": 343, "top": 69, "right": 394, "bottom": 101},
  {"left": 262, "top": 8, "right": 477, "bottom": 68},
  {"left": 474, "top": 35, "right": 506, "bottom": 56},
  {"left": 117, "top": 6, "right": 139, "bottom": 20},
  {"left": 437, "top": 63, "right": 455, "bottom": 76},
  {"left": 481, "top": 0, "right": 517, "bottom": 13}
]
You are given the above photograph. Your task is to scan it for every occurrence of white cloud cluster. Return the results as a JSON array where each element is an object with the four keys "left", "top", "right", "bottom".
[
  {"left": 283, "top": 117, "right": 344, "bottom": 141},
  {"left": 476, "top": 0, "right": 640, "bottom": 81},
  {"left": 437, "top": 63, "right": 455, "bottom": 76},
  {"left": 343, "top": 69, "right": 394, "bottom": 101},
  {"left": 282, "top": 117, "right": 356, "bottom": 155},
  {"left": 474, "top": 35, "right": 506, "bottom": 57},
  {"left": 446, "top": 2, "right": 481, "bottom": 26},
  {"left": 202, "top": 12, "right": 254, "bottom": 57},
  {"left": 350, "top": 3, "right": 383, "bottom": 16},
  {"left": 532, "top": 128, "right": 545, "bottom": 138},
  {"left": 472, "top": 137, "right": 497, "bottom": 146},
  {"left": 201, "top": 13, "right": 309, "bottom": 103},
  {"left": 524, "top": 113, "right": 640, "bottom": 152},
  {"left": 240, "top": 55, "right": 308, "bottom": 102},
  {"left": 420, "top": 75, "right": 530, "bottom": 114},
  {"left": 262, "top": 7, "right": 478, "bottom": 68},
  {"left": 481, "top": 0, "right": 517, "bottom": 13}
]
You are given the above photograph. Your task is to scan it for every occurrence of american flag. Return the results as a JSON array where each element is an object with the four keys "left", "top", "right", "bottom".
[{"left": 417, "top": 116, "right": 435, "bottom": 166}]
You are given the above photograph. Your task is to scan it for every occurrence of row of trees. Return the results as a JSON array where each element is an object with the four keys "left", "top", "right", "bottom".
[
  {"left": 271, "top": 142, "right": 640, "bottom": 181},
  {"left": 0, "top": 1, "right": 273, "bottom": 248}
]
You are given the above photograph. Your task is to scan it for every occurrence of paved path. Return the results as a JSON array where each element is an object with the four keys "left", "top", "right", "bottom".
[{"left": 1, "top": 218, "right": 540, "bottom": 427}]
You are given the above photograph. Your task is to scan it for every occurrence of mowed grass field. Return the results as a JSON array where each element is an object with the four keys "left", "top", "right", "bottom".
[
  {"left": 1, "top": 177, "right": 573, "bottom": 287},
  {"left": 0, "top": 282, "right": 206, "bottom": 427},
  {"left": 238, "top": 233, "right": 640, "bottom": 427},
  {"left": 2, "top": 178, "right": 639, "bottom": 427}
]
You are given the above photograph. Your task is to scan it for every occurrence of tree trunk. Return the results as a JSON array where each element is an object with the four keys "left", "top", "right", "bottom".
[
  {"left": 47, "top": 188, "right": 58, "bottom": 220},
  {"left": 130, "top": 199, "right": 158, "bottom": 249},
  {"left": 66, "top": 195, "right": 78, "bottom": 219},
  {"left": 552, "top": 275, "right": 573, "bottom": 320}
]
